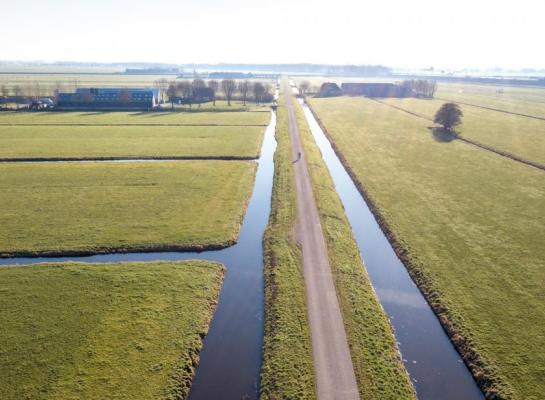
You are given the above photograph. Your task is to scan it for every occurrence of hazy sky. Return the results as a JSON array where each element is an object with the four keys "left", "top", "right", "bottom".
[{"left": 3, "top": 0, "right": 544, "bottom": 69}]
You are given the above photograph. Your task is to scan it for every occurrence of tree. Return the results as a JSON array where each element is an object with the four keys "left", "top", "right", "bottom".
[
  {"left": 208, "top": 80, "right": 219, "bottom": 105},
  {"left": 434, "top": 103, "right": 463, "bottom": 131},
  {"left": 154, "top": 78, "right": 169, "bottom": 103},
  {"left": 192, "top": 79, "right": 206, "bottom": 108},
  {"left": 299, "top": 80, "right": 310, "bottom": 96},
  {"left": 238, "top": 80, "right": 250, "bottom": 105},
  {"left": 177, "top": 81, "right": 193, "bottom": 110},
  {"left": 166, "top": 81, "right": 177, "bottom": 110},
  {"left": 0, "top": 85, "right": 9, "bottom": 97},
  {"left": 13, "top": 85, "right": 22, "bottom": 110},
  {"left": 221, "top": 79, "right": 237, "bottom": 106},
  {"left": 252, "top": 82, "right": 266, "bottom": 104}
]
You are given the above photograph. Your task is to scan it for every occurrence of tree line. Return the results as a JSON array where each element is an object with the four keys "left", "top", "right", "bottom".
[
  {"left": 156, "top": 78, "right": 275, "bottom": 109},
  {"left": 401, "top": 79, "right": 438, "bottom": 98}
]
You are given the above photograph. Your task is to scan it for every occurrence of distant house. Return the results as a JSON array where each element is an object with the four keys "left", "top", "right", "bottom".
[
  {"left": 56, "top": 88, "right": 160, "bottom": 110},
  {"left": 341, "top": 83, "right": 412, "bottom": 98},
  {"left": 317, "top": 82, "right": 343, "bottom": 97}
]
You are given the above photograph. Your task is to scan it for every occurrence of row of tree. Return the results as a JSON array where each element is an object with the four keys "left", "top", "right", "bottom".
[
  {"left": 0, "top": 81, "right": 82, "bottom": 99},
  {"left": 157, "top": 78, "right": 274, "bottom": 109},
  {"left": 401, "top": 79, "right": 438, "bottom": 98}
]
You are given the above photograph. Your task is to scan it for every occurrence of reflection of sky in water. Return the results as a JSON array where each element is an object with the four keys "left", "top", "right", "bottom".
[{"left": 377, "top": 288, "right": 428, "bottom": 309}]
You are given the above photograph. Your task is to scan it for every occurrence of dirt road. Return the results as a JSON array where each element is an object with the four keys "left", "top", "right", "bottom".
[{"left": 284, "top": 83, "right": 360, "bottom": 400}]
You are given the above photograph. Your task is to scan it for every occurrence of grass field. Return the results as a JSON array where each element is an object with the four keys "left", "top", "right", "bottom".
[
  {"left": 0, "top": 125, "right": 265, "bottom": 159},
  {"left": 0, "top": 260, "right": 223, "bottom": 400},
  {"left": 436, "top": 83, "right": 545, "bottom": 118},
  {"left": 0, "top": 161, "right": 256, "bottom": 256},
  {"left": 293, "top": 95, "right": 415, "bottom": 399},
  {"left": 0, "top": 109, "right": 271, "bottom": 125},
  {"left": 375, "top": 97, "right": 545, "bottom": 166},
  {"left": 308, "top": 95, "right": 545, "bottom": 399},
  {"left": 260, "top": 94, "right": 316, "bottom": 399}
]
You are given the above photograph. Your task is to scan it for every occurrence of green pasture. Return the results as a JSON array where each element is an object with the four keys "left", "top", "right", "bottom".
[
  {"left": 308, "top": 95, "right": 545, "bottom": 399},
  {"left": 0, "top": 260, "right": 223, "bottom": 400},
  {"left": 0, "top": 160, "right": 256, "bottom": 256}
]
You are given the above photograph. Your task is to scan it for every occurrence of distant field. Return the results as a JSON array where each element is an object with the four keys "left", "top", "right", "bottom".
[
  {"left": 376, "top": 97, "right": 545, "bottom": 165},
  {"left": 436, "top": 83, "right": 545, "bottom": 118},
  {"left": 0, "top": 110, "right": 271, "bottom": 126},
  {"left": 0, "top": 161, "right": 256, "bottom": 256},
  {"left": 0, "top": 125, "right": 265, "bottom": 159},
  {"left": 308, "top": 96, "right": 545, "bottom": 399},
  {"left": 0, "top": 260, "right": 223, "bottom": 400}
]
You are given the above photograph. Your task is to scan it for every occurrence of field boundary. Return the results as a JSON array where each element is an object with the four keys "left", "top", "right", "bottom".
[
  {"left": 0, "top": 123, "right": 268, "bottom": 127},
  {"left": 0, "top": 155, "right": 259, "bottom": 162},
  {"left": 436, "top": 97, "right": 545, "bottom": 121},
  {"left": 306, "top": 100, "right": 513, "bottom": 400},
  {"left": 370, "top": 98, "right": 545, "bottom": 172}
]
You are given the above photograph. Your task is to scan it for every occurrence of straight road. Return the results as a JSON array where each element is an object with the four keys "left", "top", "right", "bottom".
[{"left": 284, "top": 82, "right": 360, "bottom": 400}]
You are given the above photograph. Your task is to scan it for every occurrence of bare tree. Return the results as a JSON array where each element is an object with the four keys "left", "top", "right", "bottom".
[
  {"left": 13, "top": 85, "right": 22, "bottom": 109},
  {"left": 177, "top": 81, "right": 193, "bottom": 110},
  {"left": 0, "top": 85, "right": 9, "bottom": 97},
  {"left": 166, "top": 81, "right": 177, "bottom": 110},
  {"left": 207, "top": 80, "right": 219, "bottom": 105},
  {"left": 154, "top": 78, "right": 169, "bottom": 103},
  {"left": 238, "top": 80, "right": 250, "bottom": 105},
  {"left": 221, "top": 79, "right": 237, "bottom": 106},
  {"left": 299, "top": 80, "right": 311, "bottom": 96},
  {"left": 192, "top": 79, "right": 206, "bottom": 108},
  {"left": 252, "top": 82, "right": 266, "bottom": 104}
]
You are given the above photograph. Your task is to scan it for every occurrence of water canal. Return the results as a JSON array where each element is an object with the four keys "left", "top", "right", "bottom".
[{"left": 299, "top": 99, "right": 483, "bottom": 400}]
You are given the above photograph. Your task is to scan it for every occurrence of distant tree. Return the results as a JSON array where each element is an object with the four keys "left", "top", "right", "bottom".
[
  {"left": 208, "top": 80, "right": 219, "bottom": 105},
  {"left": 238, "top": 80, "right": 250, "bottom": 105},
  {"left": 0, "top": 85, "right": 9, "bottom": 97},
  {"left": 299, "top": 80, "right": 311, "bottom": 96},
  {"left": 221, "top": 79, "right": 237, "bottom": 106},
  {"left": 434, "top": 102, "right": 463, "bottom": 131},
  {"left": 154, "top": 78, "right": 169, "bottom": 102},
  {"left": 13, "top": 85, "right": 22, "bottom": 109},
  {"left": 428, "top": 81, "right": 438, "bottom": 98},
  {"left": 192, "top": 79, "right": 206, "bottom": 108},
  {"left": 252, "top": 82, "right": 266, "bottom": 104},
  {"left": 177, "top": 81, "right": 193, "bottom": 110},
  {"left": 166, "top": 81, "right": 177, "bottom": 109}
]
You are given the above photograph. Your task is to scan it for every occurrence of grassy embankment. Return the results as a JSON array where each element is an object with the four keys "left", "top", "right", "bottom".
[
  {"left": 260, "top": 94, "right": 316, "bottom": 399},
  {"left": 376, "top": 97, "right": 545, "bottom": 166},
  {"left": 0, "top": 161, "right": 256, "bottom": 256},
  {"left": 0, "top": 261, "right": 223, "bottom": 400},
  {"left": 292, "top": 95, "right": 415, "bottom": 399},
  {"left": 0, "top": 125, "right": 265, "bottom": 160},
  {"left": 308, "top": 96, "right": 545, "bottom": 399}
]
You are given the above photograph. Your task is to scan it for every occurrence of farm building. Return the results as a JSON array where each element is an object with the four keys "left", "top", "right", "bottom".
[
  {"left": 341, "top": 83, "right": 412, "bottom": 98},
  {"left": 56, "top": 88, "right": 161, "bottom": 110}
]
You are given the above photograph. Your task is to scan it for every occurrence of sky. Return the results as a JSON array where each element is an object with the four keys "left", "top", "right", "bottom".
[{"left": 2, "top": 0, "right": 545, "bottom": 70}]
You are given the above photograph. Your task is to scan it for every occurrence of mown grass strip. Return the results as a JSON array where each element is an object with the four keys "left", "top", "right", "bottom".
[
  {"left": 260, "top": 94, "right": 317, "bottom": 399},
  {"left": 0, "top": 260, "right": 224, "bottom": 400},
  {"left": 292, "top": 95, "right": 416, "bottom": 399}
]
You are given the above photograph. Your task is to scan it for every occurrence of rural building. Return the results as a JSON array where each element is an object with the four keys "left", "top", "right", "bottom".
[
  {"left": 56, "top": 88, "right": 161, "bottom": 110},
  {"left": 317, "top": 82, "right": 343, "bottom": 97},
  {"left": 341, "top": 83, "right": 412, "bottom": 98}
]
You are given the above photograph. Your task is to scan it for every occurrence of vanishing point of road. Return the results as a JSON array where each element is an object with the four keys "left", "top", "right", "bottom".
[{"left": 284, "top": 82, "right": 360, "bottom": 400}]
